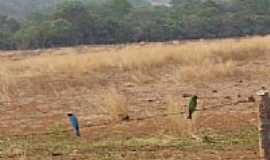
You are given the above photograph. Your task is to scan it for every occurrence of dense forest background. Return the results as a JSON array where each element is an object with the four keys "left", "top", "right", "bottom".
[{"left": 0, "top": 0, "right": 270, "bottom": 49}]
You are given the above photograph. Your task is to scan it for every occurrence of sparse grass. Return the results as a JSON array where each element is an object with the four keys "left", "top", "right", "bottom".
[
  {"left": 47, "top": 123, "right": 67, "bottom": 135},
  {"left": 0, "top": 126, "right": 258, "bottom": 159},
  {"left": 199, "top": 125, "right": 259, "bottom": 148}
]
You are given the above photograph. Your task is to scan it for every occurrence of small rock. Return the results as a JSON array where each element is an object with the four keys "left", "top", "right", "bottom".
[
  {"left": 224, "top": 96, "right": 232, "bottom": 100},
  {"left": 248, "top": 96, "right": 256, "bottom": 102},
  {"left": 145, "top": 97, "right": 158, "bottom": 102},
  {"left": 72, "top": 149, "right": 79, "bottom": 154},
  {"left": 124, "top": 82, "right": 135, "bottom": 88},
  {"left": 171, "top": 40, "right": 180, "bottom": 45},
  {"left": 139, "top": 41, "right": 146, "bottom": 45},
  {"left": 212, "top": 90, "right": 218, "bottom": 93},
  {"left": 119, "top": 114, "right": 130, "bottom": 121},
  {"left": 238, "top": 80, "right": 243, "bottom": 83},
  {"left": 182, "top": 93, "right": 192, "bottom": 98},
  {"left": 52, "top": 153, "right": 63, "bottom": 157},
  {"left": 261, "top": 86, "right": 266, "bottom": 90},
  {"left": 202, "top": 136, "right": 215, "bottom": 144},
  {"left": 237, "top": 94, "right": 241, "bottom": 98}
]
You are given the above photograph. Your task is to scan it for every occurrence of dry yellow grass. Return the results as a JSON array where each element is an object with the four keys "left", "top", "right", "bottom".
[
  {"left": 0, "top": 35, "right": 267, "bottom": 100},
  {"left": 101, "top": 88, "right": 129, "bottom": 120},
  {"left": 165, "top": 96, "right": 190, "bottom": 135},
  {"left": 180, "top": 60, "right": 242, "bottom": 81},
  {"left": 0, "top": 36, "right": 269, "bottom": 95}
]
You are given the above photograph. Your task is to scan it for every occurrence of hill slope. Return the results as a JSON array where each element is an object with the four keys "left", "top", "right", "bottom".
[
  {"left": 0, "top": 0, "right": 65, "bottom": 18},
  {"left": 0, "top": 0, "right": 170, "bottom": 18}
]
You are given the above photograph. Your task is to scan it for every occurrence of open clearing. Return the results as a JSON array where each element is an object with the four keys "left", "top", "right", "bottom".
[{"left": 1, "top": 36, "right": 270, "bottom": 159}]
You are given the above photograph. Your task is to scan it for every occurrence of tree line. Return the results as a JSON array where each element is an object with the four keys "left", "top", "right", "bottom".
[{"left": 1, "top": 0, "right": 270, "bottom": 50}]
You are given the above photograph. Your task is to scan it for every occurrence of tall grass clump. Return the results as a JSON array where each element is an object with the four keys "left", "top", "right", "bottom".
[
  {"left": 101, "top": 88, "right": 129, "bottom": 121},
  {"left": 165, "top": 97, "right": 192, "bottom": 136}
]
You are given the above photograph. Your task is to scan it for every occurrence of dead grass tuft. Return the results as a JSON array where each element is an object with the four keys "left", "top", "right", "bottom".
[
  {"left": 165, "top": 97, "right": 192, "bottom": 136},
  {"left": 101, "top": 88, "right": 129, "bottom": 121}
]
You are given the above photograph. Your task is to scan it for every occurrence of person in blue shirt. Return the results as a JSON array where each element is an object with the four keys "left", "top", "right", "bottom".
[{"left": 67, "top": 112, "right": 80, "bottom": 137}]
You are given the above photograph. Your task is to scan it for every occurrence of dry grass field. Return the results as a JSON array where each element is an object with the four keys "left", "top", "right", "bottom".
[{"left": 1, "top": 36, "right": 270, "bottom": 159}]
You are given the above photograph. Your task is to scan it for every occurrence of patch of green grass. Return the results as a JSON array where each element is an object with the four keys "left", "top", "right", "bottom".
[
  {"left": 199, "top": 125, "right": 259, "bottom": 150},
  {"left": 0, "top": 125, "right": 259, "bottom": 159}
]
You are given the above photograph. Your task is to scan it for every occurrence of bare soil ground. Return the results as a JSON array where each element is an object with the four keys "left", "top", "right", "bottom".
[{"left": 0, "top": 38, "right": 270, "bottom": 159}]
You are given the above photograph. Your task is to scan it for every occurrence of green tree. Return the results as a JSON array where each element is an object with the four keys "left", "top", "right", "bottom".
[
  {"left": 45, "top": 19, "right": 78, "bottom": 47},
  {"left": 54, "top": 0, "right": 97, "bottom": 43},
  {"left": 0, "top": 15, "right": 20, "bottom": 49},
  {"left": 126, "top": 6, "right": 175, "bottom": 41},
  {"left": 104, "top": 0, "right": 132, "bottom": 17}
]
